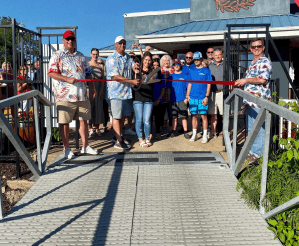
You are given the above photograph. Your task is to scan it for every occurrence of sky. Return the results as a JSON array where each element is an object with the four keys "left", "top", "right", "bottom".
[{"left": 2, "top": 0, "right": 190, "bottom": 57}]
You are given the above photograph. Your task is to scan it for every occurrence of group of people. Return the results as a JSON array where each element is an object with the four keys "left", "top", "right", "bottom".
[
  {"left": 47, "top": 30, "right": 272, "bottom": 161},
  {"left": 0, "top": 60, "right": 41, "bottom": 113}
]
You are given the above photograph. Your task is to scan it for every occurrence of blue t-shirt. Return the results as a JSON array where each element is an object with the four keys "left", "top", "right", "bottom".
[
  {"left": 169, "top": 72, "right": 188, "bottom": 102},
  {"left": 182, "top": 63, "right": 195, "bottom": 77},
  {"left": 188, "top": 66, "right": 212, "bottom": 100}
]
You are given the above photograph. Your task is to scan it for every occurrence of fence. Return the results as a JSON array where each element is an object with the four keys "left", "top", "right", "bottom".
[{"left": 224, "top": 88, "right": 299, "bottom": 219}]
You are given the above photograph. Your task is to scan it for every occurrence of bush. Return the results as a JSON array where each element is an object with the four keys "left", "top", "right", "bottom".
[{"left": 237, "top": 134, "right": 299, "bottom": 245}]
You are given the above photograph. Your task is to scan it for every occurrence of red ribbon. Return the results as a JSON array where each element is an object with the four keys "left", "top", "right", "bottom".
[{"left": 77, "top": 79, "right": 235, "bottom": 86}]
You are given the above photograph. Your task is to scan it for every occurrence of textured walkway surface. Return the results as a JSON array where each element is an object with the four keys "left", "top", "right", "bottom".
[{"left": 0, "top": 151, "right": 280, "bottom": 245}]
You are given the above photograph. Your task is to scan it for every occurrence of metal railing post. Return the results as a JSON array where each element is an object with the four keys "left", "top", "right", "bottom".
[{"left": 259, "top": 109, "right": 272, "bottom": 215}]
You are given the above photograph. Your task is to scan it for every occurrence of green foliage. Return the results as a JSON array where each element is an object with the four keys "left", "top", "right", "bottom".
[
  {"left": 52, "top": 127, "right": 60, "bottom": 142},
  {"left": 0, "top": 16, "right": 14, "bottom": 63},
  {"left": 237, "top": 94, "right": 299, "bottom": 245}
]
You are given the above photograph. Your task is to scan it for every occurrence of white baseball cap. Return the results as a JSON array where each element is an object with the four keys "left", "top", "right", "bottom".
[{"left": 115, "top": 36, "right": 126, "bottom": 43}]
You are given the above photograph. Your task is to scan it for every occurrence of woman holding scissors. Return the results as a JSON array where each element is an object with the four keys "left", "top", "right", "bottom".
[{"left": 132, "top": 51, "right": 155, "bottom": 147}]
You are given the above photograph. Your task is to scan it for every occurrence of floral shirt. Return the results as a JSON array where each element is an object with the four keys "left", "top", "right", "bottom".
[
  {"left": 47, "top": 48, "right": 92, "bottom": 102},
  {"left": 106, "top": 51, "right": 134, "bottom": 100},
  {"left": 243, "top": 55, "right": 272, "bottom": 109}
]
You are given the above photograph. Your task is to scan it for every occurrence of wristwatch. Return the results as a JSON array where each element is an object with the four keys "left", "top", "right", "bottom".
[{"left": 205, "top": 95, "right": 209, "bottom": 98}]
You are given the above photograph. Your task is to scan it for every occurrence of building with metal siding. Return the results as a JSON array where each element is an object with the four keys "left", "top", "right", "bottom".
[{"left": 99, "top": 1, "right": 299, "bottom": 98}]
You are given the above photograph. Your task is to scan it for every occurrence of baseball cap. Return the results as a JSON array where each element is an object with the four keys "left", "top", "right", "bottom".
[
  {"left": 173, "top": 58, "right": 180, "bottom": 64},
  {"left": 115, "top": 36, "right": 126, "bottom": 43},
  {"left": 193, "top": 52, "right": 203, "bottom": 60},
  {"left": 63, "top": 30, "right": 75, "bottom": 39}
]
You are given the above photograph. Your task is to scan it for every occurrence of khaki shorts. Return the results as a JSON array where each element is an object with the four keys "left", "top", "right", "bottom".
[
  {"left": 208, "top": 91, "right": 224, "bottom": 115},
  {"left": 56, "top": 100, "right": 91, "bottom": 124}
]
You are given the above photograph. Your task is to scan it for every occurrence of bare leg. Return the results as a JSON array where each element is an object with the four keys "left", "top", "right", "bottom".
[
  {"left": 201, "top": 114, "right": 208, "bottom": 130},
  {"left": 192, "top": 114, "right": 198, "bottom": 130},
  {"left": 182, "top": 117, "right": 188, "bottom": 131},
  {"left": 172, "top": 117, "right": 178, "bottom": 131},
  {"left": 113, "top": 117, "right": 125, "bottom": 142},
  {"left": 79, "top": 120, "right": 89, "bottom": 148},
  {"left": 59, "top": 123, "right": 70, "bottom": 149},
  {"left": 210, "top": 114, "right": 217, "bottom": 135}
]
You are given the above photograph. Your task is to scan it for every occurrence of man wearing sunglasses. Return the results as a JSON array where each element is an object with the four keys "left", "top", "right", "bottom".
[
  {"left": 182, "top": 51, "right": 196, "bottom": 77},
  {"left": 206, "top": 47, "right": 214, "bottom": 65},
  {"left": 235, "top": 38, "right": 273, "bottom": 160},
  {"left": 47, "top": 30, "right": 98, "bottom": 159},
  {"left": 106, "top": 36, "right": 140, "bottom": 150}
]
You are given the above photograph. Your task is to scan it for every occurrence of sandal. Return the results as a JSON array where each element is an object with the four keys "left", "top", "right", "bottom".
[
  {"left": 139, "top": 141, "right": 149, "bottom": 148},
  {"left": 146, "top": 140, "right": 152, "bottom": 147},
  {"left": 95, "top": 129, "right": 102, "bottom": 136}
]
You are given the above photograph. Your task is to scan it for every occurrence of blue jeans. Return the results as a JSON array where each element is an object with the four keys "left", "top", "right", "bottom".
[
  {"left": 133, "top": 101, "right": 154, "bottom": 140},
  {"left": 246, "top": 106, "right": 265, "bottom": 158}
]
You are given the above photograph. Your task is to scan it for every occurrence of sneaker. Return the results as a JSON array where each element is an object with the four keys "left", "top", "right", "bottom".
[
  {"left": 64, "top": 148, "right": 75, "bottom": 159},
  {"left": 111, "top": 136, "right": 131, "bottom": 144},
  {"left": 209, "top": 134, "right": 217, "bottom": 139},
  {"left": 114, "top": 141, "right": 131, "bottom": 150},
  {"left": 81, "top": 145, "right": 98, "bottom": 155},
  {"left": 124, "top": 128, "right": 137, "bottom": 135},
  {"left": 184, "top": 133, "right": 191, "bottom": 139},
  {"left": 202, "top": 136, "right": 208, "bottom": 144},
  {"left": 190, "top": 134, "right": 197, "bottom": 142}
]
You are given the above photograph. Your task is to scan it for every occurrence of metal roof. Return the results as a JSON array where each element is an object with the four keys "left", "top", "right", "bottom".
[
  {"left": 142, "top": 14, "right": 299, "bottom": 35},
  {"left": 99, "top": 40, "right": 147, "bottom": 51}
]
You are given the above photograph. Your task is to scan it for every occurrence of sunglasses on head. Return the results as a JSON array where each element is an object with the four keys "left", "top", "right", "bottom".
[
  {"left": 65, "top": 37, "right": 76, "bottom": 41},
  {"left": 251, "top": 45, "right": 263, "bottom": 49},
  {"left": 185, "top": 56, "right": 192, "bottom": 59},
  {"left": 118, "top": 41, "right": 126, "bottom": 45}
]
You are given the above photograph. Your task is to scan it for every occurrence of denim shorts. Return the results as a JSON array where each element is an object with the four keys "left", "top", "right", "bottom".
[
  {"left": 110, "top": 99, "right": 132, "bottom": 119},
  {"left": 189, "top": 98, "right": 208, "bottom": 115}
]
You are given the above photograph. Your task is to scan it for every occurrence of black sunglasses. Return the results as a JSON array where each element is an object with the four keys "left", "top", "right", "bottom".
[
  {"left": 118, "top": 41, "right": 126, "bottom": 45},
  {"left": 251, "top": 45, "right": 263, "bottom": 49},
  {"left": 65, "top": 37, "right": 76, "bottom": 41},
  {"left": 185, "top": 56, "right": 192, "bottom": 59},
  {"left": 207, "top": 51, "right": 213, "bottom": 54}
]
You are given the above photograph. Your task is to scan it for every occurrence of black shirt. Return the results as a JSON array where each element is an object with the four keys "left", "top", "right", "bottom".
[{"left": 133, "top": 70, "right": 155, "bottom": 102}]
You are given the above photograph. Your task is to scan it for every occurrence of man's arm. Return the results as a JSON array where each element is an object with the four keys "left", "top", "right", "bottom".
[
  {"left": 48, "top": 72, "right": 78, "bottom": 84},
  {"left": 235, "top": 77, "right": 267, "bottom": 87},
  {"left": 186, "top": 83, "right": 192, "bottom": 102}
]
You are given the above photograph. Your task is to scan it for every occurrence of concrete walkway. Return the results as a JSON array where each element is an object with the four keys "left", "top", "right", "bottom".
[{"left": 0, "top": 151, "right": 280, "bottom": 245}]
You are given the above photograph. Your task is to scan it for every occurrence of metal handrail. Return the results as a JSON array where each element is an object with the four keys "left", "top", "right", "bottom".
[
  {"left": 0, "top": 90, "right": 52, "bottom": 220},
  {"left": 223, "top": 89, "right": 299, "bottom": 219}
]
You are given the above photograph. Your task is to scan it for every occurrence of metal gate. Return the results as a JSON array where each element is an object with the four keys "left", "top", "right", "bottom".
[
  {"left": 222, "top": 24, "right": 288, "bottom": 152},
  {"left": 0, "top": 18, "right": 44, "bottom": 177}
]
